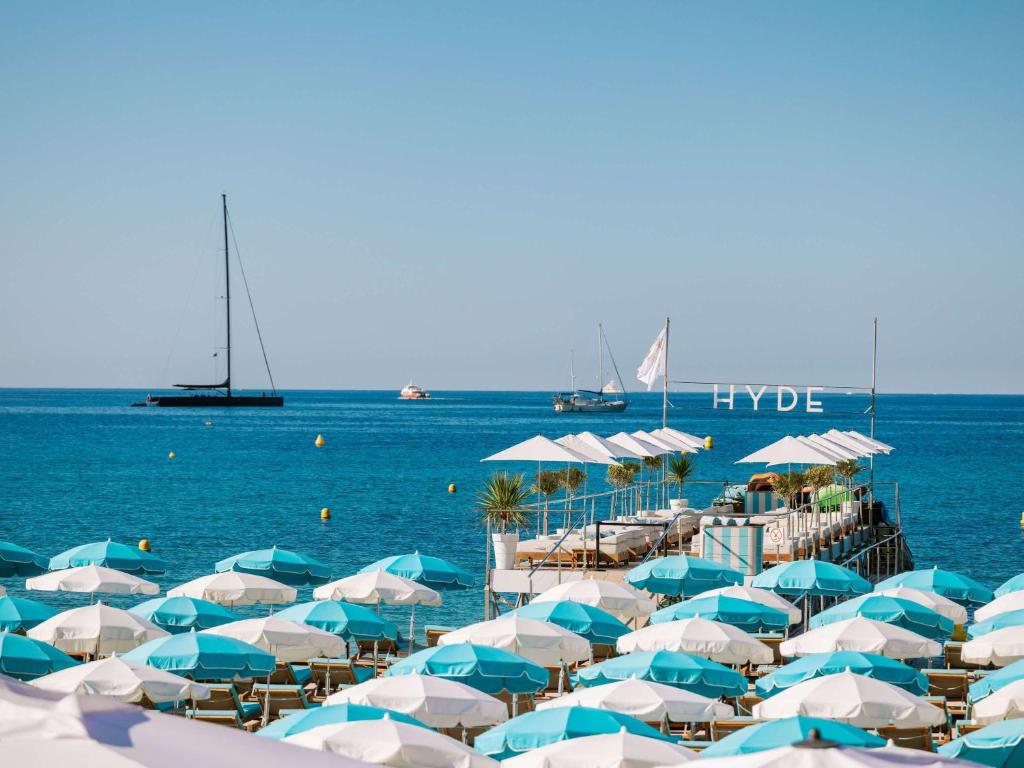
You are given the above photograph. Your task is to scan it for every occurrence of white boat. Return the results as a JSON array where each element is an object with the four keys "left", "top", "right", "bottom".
[
  {"left": 602, "top": 379, "right": 623, "bottom": 394},
  {"left": 399, "top": 381, "right": 431, "bottom": 400},
  {"left": 552, "top": 324, "right": 628, "bottom": 413}
]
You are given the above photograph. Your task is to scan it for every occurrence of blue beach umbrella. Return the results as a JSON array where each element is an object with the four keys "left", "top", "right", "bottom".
[
  {"left": 939, "top": 718, "right": 1024, "bottom": 768},
  {"left": 755, "top": 651, "right": 928, "bottom": 698},
  {"left": 649, "top": 595, "right": 789, "bottom": 634},
  {"left": 969, "top": 659, "right": 1024, "bottom": 703},
  {"left": 996, "top": 574, "right": 1024, "bottom": 598},
  {"left": 359, "top": 552, "right": 474, "bottom": 591},
  {"left": 574, "top": 650, "right": 747, "bottom": 699},
  {"left": 625, "top": 556, "right": 743, "bottom": 597},
  {"left": 475, "top": 706, "right": 673, "bottom": 760},
  {"left": 215, "top": 546, "right": 331, "bottom": 587},
  {"left": 123, "top": 629, "right": 275, "bottom": 680},
  {"left": 129, "top": 596, "right": 240, "bottom": 634},
  {"left": 384, "top": 644, "right": 547, "bottom": 694},
  {"left": 0, "top": 595, "right": 58, "bottom": 632},
  {"left": 702, "top": 716, "right": 885, "bottom": 756},
  {"left": 970, "top": 610, "right": 1024, "bottom": 639},
  {"left": 809, "top": 595, "right": 953, "bottom": 641},
  {"left": 275, "top": 600, "right": 398, "bottom": 641},
  {"left": 509, "top": 601, "right": 630, "bottom": 646},
  {"left": 0, "top": 541, "right": 49, "bottom": 577},
  {"left": 752, "top": 560, "right": 871, "bottom": 598},
  {"left": 257, "top": 702, "right": 428, "bottom": 740},
  {"left": 874, "top": 566, "right": 993, "bottom": 606},
  {"left": 0, "top": 631, "right": 80, "bottom": 680},
  {"left": 49, "top": 539, "right": 165, "bottom": 575}
]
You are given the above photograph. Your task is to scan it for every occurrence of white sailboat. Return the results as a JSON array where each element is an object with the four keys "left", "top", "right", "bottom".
[{"left": 552, "top": 325, "right": 628, "bottom": 413}]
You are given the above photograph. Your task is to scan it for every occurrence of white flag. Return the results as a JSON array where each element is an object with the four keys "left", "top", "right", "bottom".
[{"left": 636, "top": 327, "right": 667, "bottom": 391}]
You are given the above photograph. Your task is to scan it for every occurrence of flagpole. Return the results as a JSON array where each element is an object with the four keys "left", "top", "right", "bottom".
[{"left": 662, "top": 317, "right": 670, "bottom": 429}]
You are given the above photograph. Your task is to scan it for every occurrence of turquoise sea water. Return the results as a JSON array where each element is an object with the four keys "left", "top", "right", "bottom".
[{"left": 0, "top": 390, "right": 1021, "bottom": 629}]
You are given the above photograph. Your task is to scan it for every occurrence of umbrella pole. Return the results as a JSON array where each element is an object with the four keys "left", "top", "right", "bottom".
[
  {"left": 409, "top": 604, "right": 416, "bottom": 655},
  {"left": 373, "top": 640, "right": 379, "bottom": 678}
]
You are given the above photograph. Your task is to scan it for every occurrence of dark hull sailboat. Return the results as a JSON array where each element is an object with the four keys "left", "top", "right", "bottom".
[{"left": 147, "top": 195, "right": 283, "bottom": 408}]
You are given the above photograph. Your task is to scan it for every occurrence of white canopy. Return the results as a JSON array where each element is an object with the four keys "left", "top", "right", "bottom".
[
  {"left": 531, "top": 579, "right": 656, "bottom": 621},
  {"left": 961, "top": 626, "right": 1024, "bottom": 666},
  {"left": 796, "top": 436, "right": 857, "bottom": 462},
  {"left": 27, "top": 603, "right": 168, "bottom": 656},
  {"left": 283, "top": 714, "right": 496, "bottom": 768},
  {"left": 736, "top": 436, "right": 837, "bottom": 466},
  {"left": 779, "top": 617, "right": 941, "bottom": 659},
  {"left": 536, "top": 677, "right": 734, "bottom": 723},
  {"left": 554, "top": 435, "right": 621, "bottom": 465},
  {"left": 606, "top": 432, "right": 671, "bottom": 458},
  {"left": 688, "top": 742, "right": 963, "bottom": 768},
  {"left": 31, "top": 655, "right": 209, "bottom": 703},
  {"left": 821, "top": 430, "right": 884, "bottom": 456},
  {"left": 871, "top": 587, "right": 968, "bottom": 624},
  {"left": 616, "top": 616, "right": 773, "bottom": 665},
  {"left": 693, "top": 585, "right": 802, "bottom": 625},
  {"left": 656, "top": 427, "right": 705, "bottom": 450},
  {"left": 647, "top": 429, "right": 698, "bottom": 453},
  {"left": 975, "top": 591, "right": 1024, "bottom": 622},
  {"left": 482, "top": 435, "right": 593, "bottom": 464},
  {"left": 438, "top": 615, "right": 590, "bottom": 666},
  {"left": 808, "top": 433, "right": 872, "bottom": 459},
  {"left": 574, "top": 431, "right": 644, "bottom": 460},
  {"left": 845, "top": 430, "right": 894, "bottom": 454},
  {"left": 313, "top": 570, "right": 442, "bottom": 606},
  {"left": 753, "top": 670, "right": 944, "bottom": 728},
  {"left": 26, "top": 566, "right": 159, "bottom": 597},
  {"left": 326, "top": 674, "right": 508, "bottom": 728},
  {"left": 631, "top": 430, "right": 691, "bottom": 453},
  {"left": 167, "top": 571, "right": 297, "bottom": 607},
  {"left": 971, "top": 677, "right": 1024, "bottom": 724},
  {"left": 203, "top": 616, "right": 346, "bottom": 663},
  {"left": 500, "top": 729, "right": 696, "bottom": 768}
]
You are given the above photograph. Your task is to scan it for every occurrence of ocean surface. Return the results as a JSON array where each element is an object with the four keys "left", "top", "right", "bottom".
[{"left": 0, "top": 389, "right": 1021, "bottom": 630}]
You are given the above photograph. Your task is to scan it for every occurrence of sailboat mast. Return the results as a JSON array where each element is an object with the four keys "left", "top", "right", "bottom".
[
  {"left": 598, "top": 324, "right": 604, "bottom": 394},
  {"left": 223, "top": 193, "right": 232, "bottom": 396},
  {"left": 569, "top": 350, "right": 576, "bottom": 392}
]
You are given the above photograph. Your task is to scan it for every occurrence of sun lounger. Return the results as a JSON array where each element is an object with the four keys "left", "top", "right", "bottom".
[
  {"left": 925, "top": 669, "right": 968, "bottom": 718},
  {"left": 425, "top": 625, "right": 454, "bottom": 647},
  {"left": 955, "top": 720, "right": 985, "bottom": 737},
  {"left": 268, "top": 661, "right": 313, "bottom": 687},
  {"left": 711, "top": 717, "right": 760, "bottom": 741},
  {"left": 495, "top": 690, "right": 535, "bottom": 717},
  {"left": 877, "top": 727, "right": 933, "bottom": 751},
  {"left": 191, "top": 684, "right": 261, "bottom": 731},
  {"left": 308, "top": 658, "right": 374, "bottom": 700},
  {"left": 678, "top": 741, "right": 714, "bottom": 752},
  {"left": 246, "top": 683, "right": 318, "bottom": 721},
  {"left": 187, "top": 709, "right": 248, "bottom": 730}
]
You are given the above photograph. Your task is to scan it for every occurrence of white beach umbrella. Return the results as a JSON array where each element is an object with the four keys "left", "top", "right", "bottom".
[
  {"left": 536, "top": 677, "right": 734, "bottom": 723},
  {"left": 822, "top": 430, "right": 885, "bottom": 456},
  {"left": 631, "top": 430, "right": 691, "bottom": 453},
  {"left": 871, "top": 587, "right": 968, "bottom": 624},
  {"left": 326, "top": 673, "right": 508, "bottom": 728},
  {"left": 975, "top": 591, "right": 1024, "bottom": 622},
  {"left": 500, "top": 728, "right": 696, "bottom": 768},
  {"left": 971, "top": 677, "right": 1024, "bottom": 724},
  {"left": 481, "top": 435, "right": 594, "bottom": 464},
  {"left": 686, "top": 741, "right": 964, "bottom": 768},
  {"left": 961, "top": 625, "right": 1024, "bottom": 666},
  {"left": 27, "top": 603, "right": 168, "bottom": 656},
  {"left": 532, "top": 579, "right": 656, "bottom": 622},
  {"left": 438, "top": 615, "right": 590, "bottom": 666},
  {"left": 0, "top": 672, "right": 64, "bottom": 739},
  {"left": 606, "top": 432, "right": 671, "bottom": 458},
  {"left": 26, "top": 565, "right": 159, "bottom": 598},
  {"left": 844, "top": 430, "right": 894, "bottom": 454},
  {"left": 202, "top": 616, "right": 346, "bottom": 662},
  {"left": 807, "top": 434, "right": 872, "bottom": 459},
  {"left": 283, "top": 713, "right": 497, "bottom": 768},
  {"left": 31, "top": 654, "right": 209, "bottom": 703},
  {"left": 167, "top": 571, "right": 297, "bottom": 607},
  {"left": 694, "top": 585, "right": 802, "bottom": 625},
  {"left": 796, "top": 436, "right": 856, "bottom": 462},
  {"left": 779, "top": 617, "right": 941, "bottom": 659},
  {"left": 616, "top": 616, "right": 773, "bottom": 665},
  {"left": 752, "top": 670, "right": 944, "bottom": 728},
  {"left": 313, "top": 571, "right": 442, "bottom": 606},
  {"left": 575, "top": 431, "right": 644, "bottom": 460},
  {"left": 736, "top": 436, "right": 837, "bottom": 466},
  {"left": 555, "top": 435, "right": 621, "bottom": 465},
  {"left": 653, "top": 428, "right": 705, "bottom": 451}
]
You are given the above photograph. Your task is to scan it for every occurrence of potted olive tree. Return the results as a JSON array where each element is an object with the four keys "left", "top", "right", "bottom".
[
  {"left": 478, "top": 471, "right": 530, "bottom": 569},
  {"left": 667, "top": 453, "right": 695, "bottom": 512},
  {"left": 532, "top": 469, "right": 562, "bottom": 536}
]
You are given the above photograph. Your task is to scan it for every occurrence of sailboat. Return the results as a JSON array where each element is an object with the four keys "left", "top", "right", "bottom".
[
  {"left": 552, "top": 324, "right": 628, "bottom": 413},
  {"left": 146, "top": 195, "right": 283, "bottom": 408}
]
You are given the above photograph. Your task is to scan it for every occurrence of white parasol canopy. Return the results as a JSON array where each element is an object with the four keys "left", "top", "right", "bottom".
[
  {"left": 326, "top": 674, "right": 508, "bottom": 728},
  {"left": 167, "top": 571, "right": 297, "bottom": 607},
  {"left": 313, "top": 570, "right": 442, "bottom": 606},
  {"left": 975, "top": 591, "right": 1024, "bottom": 622},
  {"left": 779, "top": 617, "right": 941, "bottom": 659},
  {"left": 655, "top": 428, "right": 705, "bottom": 451},
  {"left": 753, "top": 670, "right": 945, "bottom": 728},
  {"left": 574, "top": 431, "right": 644, "bottom": 460},
  {"left": 821, "top": 430, "right": 884, "bottom": 456},
  {"left": 531, "top": 579, "right": 656, "bottom": 621},
  {"left": 971, "top": 677, "right": 1024, "bottom": 723},
  {"left": 202, "top": 616, "right": 346, "bottom": 663},
  {"left": 808, "top": 434, "right": 873, "bottom": 459},
  {"left": 482, "top": 435, "right": 594, "bottom": 464},
  {"left": 554, "top": 435, "right": 621, "bottom": 465},
  {"left": 845, "top": 430, "right": 894, "bottom": 454},
  {"left": 536, "top": 677, "right": 734, "bottom": 723},
  {"left": 606, "top": 432, "right": 671, "bottom": 458},
  {"left": 871, "top": 587, "right": 968, "bottom": 624},
  {"left": 27, "top": 603, "right": 168, "bottom": 656},
  {"left": 961, "top": 625, "right": 1024, "bottom": 666},
  {"left": 31, "top": 654, "right": 209, "bottom": 703},
  {"left": 686, "top": 741, "right": 963, "bottom": 768},
  {"left": 736, "top": 436, "right": 837, "bottom": 466},
  {"left": 616, "top": 616, "right": 773, "bottom": 665},
  {"left": 26, "top": 566, "right": 159, "bottom": 597},
  {"left": 796, "top": 436, "right": 857, "bottom": 462},
  {"left": 500, "top": 728, "right": 696, "bottom": 768},
  {"left": 693, "top": 585, "right": 802, "bottom": 625},
  {"left": 631, "top": 430, "right": 692, "bottom": 453},
  {"left": 438, "top": 615, "right": 590, "bottom": 666}
]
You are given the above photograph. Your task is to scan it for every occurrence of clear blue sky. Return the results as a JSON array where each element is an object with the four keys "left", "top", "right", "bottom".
[{"left": 1, "top": 2, "right": 1021, "bottom": 392}]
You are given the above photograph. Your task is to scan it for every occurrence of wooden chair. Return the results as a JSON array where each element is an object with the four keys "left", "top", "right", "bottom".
[
  {"left": 877, "top": 727, "right": 933, "bottom": 751},
  {"left": 711, "top": 717, "right": 760, "bottom": 741}
]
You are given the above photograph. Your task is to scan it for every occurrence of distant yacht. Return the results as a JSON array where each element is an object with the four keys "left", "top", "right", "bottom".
[
  {"left": 399, "top": 381, "right": 431, "bottom": 400},
  {"left": 602, "top": 379, "right": 623, "bottom": 394},
  {"left": 552, "top": 324, "right": 628, "bottom": 413}
]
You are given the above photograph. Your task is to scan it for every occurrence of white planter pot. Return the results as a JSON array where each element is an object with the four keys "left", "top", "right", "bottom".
[
  {"left": 491, "top": 533, "right": 520, "bottom": 570},
  {"left": 669, "top": 499, "right": 688, "bottom": 512}
]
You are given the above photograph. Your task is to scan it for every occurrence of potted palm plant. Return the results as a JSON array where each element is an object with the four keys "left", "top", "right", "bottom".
[
  {"left": 667, "top": 453, "right": 694, "bottom": 512},
  {"left": 478, "top": 472, "right": 530, "bottom": 569},
  {"left": 532, "top": 469, "right": 562, "bottom": 536},
  {"left": 641, "top": 455, "right": 663, "bottom": 512}
]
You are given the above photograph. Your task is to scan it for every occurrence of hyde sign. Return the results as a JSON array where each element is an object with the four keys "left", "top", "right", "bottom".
[{"left": 712, "top": 384, "right": 825, "bottom": 413}]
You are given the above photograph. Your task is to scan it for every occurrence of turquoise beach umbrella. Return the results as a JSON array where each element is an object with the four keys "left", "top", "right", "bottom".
[
  {"left": 756, "top": 651, "right": 928, "bottom": 698},
  {"left": 475, "top": 706, "right": 673, "bottom": 760},
  {"left": 970, "top": 610, "right": 1024, "bottom": 639},
  {"left": 509, "top": 601, "right": 629, "bottom": 646},
  {"left": 275, "top": 600, "right": 398, "bottom": 641},
  {"left": 970, "top": 659, "right": 1024, "bottom": 703},
  {"left": 0, "top": 541, "right": 49, "bottom": 577},
  {"left": 574, "top": 650, "right": 746, "bottom": 699},
  {"left": 0, "top": 631, "right": 80, "bottom": 680},
  {"left": 257, "top": 703, "right": 428, "bottom": 740},
  {"left": 752, "top": 560, "right": 871, "bottom": 597},
  {"left": 129, "top": 596, "right": 240, "bottom": 634},
  {"left": 996, "top": 574, "right": 1024, "bottom": 598},
  {"left": 649, "top": 595, "right": 789, "bottom": 634},
  {"left": 359, "top": 552, "right": 474, "bottom": 591},
  {"left": 123, "top": 630, "right": 275, "bottom": 680},
  {"left": 625, "top": 556, "right": 743, "bottom": 597},
  {"left": 215, "top": 546, "right": 331, "bottom": 586},
  {"left": 809, "top": 595, "right": 953, "bottom": 641},
  {"left": 939, "top": 718, "right": 1024, "bottom": 768},
  {"left": 385, "top": 644, "right": 547, "bottom": 694},
  {"left": 874, "top": 566, "right": 993, "bottom": 606},
  {"left": 0, "top": 596, "right": 58, "bottom": 632},
  {"left": 49, "top": 539, "right": 165, "bottom": 575},
  {"left": 702, "top": 716, "right": 885, "bottom": 756}
]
